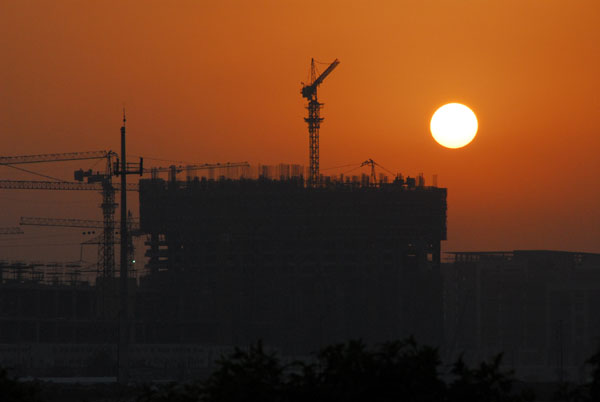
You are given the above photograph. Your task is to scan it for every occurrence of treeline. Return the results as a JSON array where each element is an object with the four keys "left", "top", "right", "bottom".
[
  {"left": 135, "top": 338, "right": 596, "bottom": 402},
  {"left": 3, "top": 338, "right": 600, "bottom": 401}
]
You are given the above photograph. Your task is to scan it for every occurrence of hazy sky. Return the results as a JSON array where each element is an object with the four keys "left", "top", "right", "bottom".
[{"left": 0, "top": 0, "right": 599, "bottom": 261}]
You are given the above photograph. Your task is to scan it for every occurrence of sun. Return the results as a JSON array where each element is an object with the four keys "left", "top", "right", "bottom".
[{"left": 430, "top": 103, "right": 478, "bottom": 149}]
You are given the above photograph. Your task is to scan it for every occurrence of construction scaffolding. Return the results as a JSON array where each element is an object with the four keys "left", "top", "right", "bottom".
[{"left": 137, "top": 176, "right": 447, "bottom": 352}]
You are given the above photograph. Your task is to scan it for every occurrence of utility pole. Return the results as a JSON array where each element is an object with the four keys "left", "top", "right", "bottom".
[{"left": 116, "top": 111, "right": 142, "bottom": 384}]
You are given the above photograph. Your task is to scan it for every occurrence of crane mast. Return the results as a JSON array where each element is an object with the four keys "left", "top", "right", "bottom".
[
  {"left": 0, "top": 148, "right": 247, "bottom": 283},
  {"left": 0, "top": 150, "right": 120, "bottom": 278},
  {"left": 0, "top": 130, "right": 251, "bottom": 385},
  {"left": 301, "top": 58, "right": 339, "bottom": 187}
]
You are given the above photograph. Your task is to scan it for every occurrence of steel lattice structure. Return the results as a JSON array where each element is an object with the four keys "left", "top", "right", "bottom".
[{"left": 301, "top": 58, "right": 339, "bottom": 187}]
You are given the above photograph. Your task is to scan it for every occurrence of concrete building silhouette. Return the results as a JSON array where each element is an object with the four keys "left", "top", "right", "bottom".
[
  {"left": 137, "top": 176, "right": 447, "bottom": 354},
  {"left": 0, "top": 174, "right": 448, "bottom": 378},
  {"left": 2, "top": 174, "right": 599, "bottom": 382},
  {"left": 443, "top": 250, "right": 600, "bottom": 382}
]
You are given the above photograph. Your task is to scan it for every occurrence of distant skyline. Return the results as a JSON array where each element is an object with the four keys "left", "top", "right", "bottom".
[{"left": 0, "top": 0, "right": 599, "bottom": 259}]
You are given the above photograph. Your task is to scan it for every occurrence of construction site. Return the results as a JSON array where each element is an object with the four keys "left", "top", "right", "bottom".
[
  {"left": 0, "top": 58, "right": 598, "bottom": 383},
  {"left": 0, "top": 162, "right": 448, "bottom": 379},
  {"left": 0, "top": 58, "right": 447, "bottom": 380},
  {"left": 442, "top": 250, "right": 600, "bottom": 382}
]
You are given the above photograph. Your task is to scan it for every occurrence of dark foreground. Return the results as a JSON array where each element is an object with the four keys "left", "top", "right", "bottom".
[{"left": 4, "top": 338, "right": 599, "bottom": 402}]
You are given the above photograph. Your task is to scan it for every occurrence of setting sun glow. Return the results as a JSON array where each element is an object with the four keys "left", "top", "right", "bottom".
[{"left": 430, "top": 103, "right": 478, "bottom": 149}]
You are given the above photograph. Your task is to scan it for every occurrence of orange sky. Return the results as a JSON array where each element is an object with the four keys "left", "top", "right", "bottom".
[{"left": 0, "top": 0, "right": 599, "bottom": 261}]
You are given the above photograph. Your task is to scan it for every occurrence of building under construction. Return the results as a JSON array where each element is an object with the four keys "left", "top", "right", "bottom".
[
  {"left": 443, "top": 250, "right": 600, "bottom": 382},
  {"left": 4, "top": 170, "right": 600, "bottom": 382},
  {"left": 0, "top": 58, "right": 451, "bottom": 377},
  {"left": 137, "top": 174, "right": 447, "bottom": 353},
  {"left": 0, "top": 172, "right": 447, "bottom": 377}
]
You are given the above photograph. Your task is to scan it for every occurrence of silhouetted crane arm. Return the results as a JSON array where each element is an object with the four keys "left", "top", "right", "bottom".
[
  {"left": 0, "top": 151, "right": 114, "bottom": 165},
  {"left": 360, "top": 159, "right": 378, "bottom": 185},
  {"left": 20, "top": 217, "right": 104, "bottom": 229},
  {"left": 142, "top": 161, "right": 249, "bottom": 175},
  {"left": 312, "top": 59, "right": 340, "bottom": 89},
  {"left": 20, "top": 216, "right": 139, "bottom": 231},
  {"left": 0, "top": 180, "right": 139, "bottom": 191},
  {"left": 302, "top": 59, "right": 340, "bottom": 99}
]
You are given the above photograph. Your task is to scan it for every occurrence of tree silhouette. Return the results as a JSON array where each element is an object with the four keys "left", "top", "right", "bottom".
[
  {"left": 447, "top": 353, "right": 532, "bottom": 402},
  {"left": 136, "top": 382, "right": 202, "bottom": 402},
  {"left": 289, "top": 338, "right": 445, "bottom": 402},
  {"left": 586, "top": 349, "right": 600, "bottom": 402},
  {"left": 134, "top": 338, "right": 537, "bottom": 402},
  {"left": 202, "top": 341, "right": 285, "bottom": 402},
  {"left": 0, "top": 369, "right": 42, "bottom": 402}
]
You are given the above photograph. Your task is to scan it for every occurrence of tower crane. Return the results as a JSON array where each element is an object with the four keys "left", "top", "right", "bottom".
[
  {"left": 0, "top": 150, "right": 125, "bottom": 278},
  {"left": 0, "top": 151, "right": 110, "bottom": 165},
  {"left": 358, "top": 159, "right": 397, "bottom": 187},
  {"left": 0, "top": 179, "right": 139, "bottom": 279},
  {"left": 301, "top": 58, "right": 340, "bottom": 187},
  {"left": 360, "top": 159, "right": 378, "bottom": 186},
  {"left": 0, "top": 155, "right": 249, "bottom": 278},
  {"left": 19, "top": 216, "right": 141, "bottom": 276},
  {"left": 18, "top": 214, "right": 142, "bottom": 318},
  {"left": 2, "top": 133, "right": 248, "bottom": 384}
]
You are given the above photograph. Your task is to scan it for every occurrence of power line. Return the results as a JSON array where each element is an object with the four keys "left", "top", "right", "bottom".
[
  {"left": 341, "top": 165, "right": 363, "bottom": 176},
  {"left": 321, "top": 162, "right": 362, "bottom": 171},
  {"left": 129, "top": 153, "right": 196, "bottom": 165},
  {"left": 0, "top": 164, "right": 65, "bottom": 182},
  {"left": 373, "top": 162, "right": 396, "bottom": 176}
]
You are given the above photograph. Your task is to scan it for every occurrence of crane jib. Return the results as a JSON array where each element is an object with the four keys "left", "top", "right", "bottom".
[
  {"left": 301, "top": 58, "right": 340, "bottom": 100},
  {"left": 0, "top": 151, "right": 111, "bottom": 165}
]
